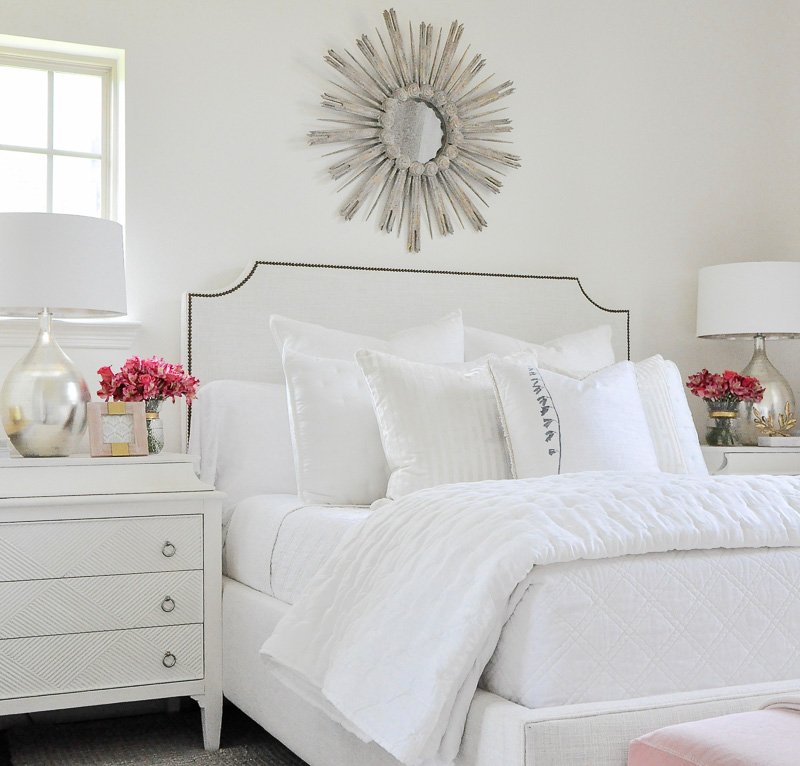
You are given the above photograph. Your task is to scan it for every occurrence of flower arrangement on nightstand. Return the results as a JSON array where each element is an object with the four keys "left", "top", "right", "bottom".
[
  {"left": 97, "top": 357, "right": 199, "bottom": 454},
  {"left": 686, "top": 369, "right": 764, "bottom": 447}
]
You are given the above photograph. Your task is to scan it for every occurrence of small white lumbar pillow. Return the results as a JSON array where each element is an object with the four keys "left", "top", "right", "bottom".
[
  {"left": 465, "top": 324, "right": 615, "bottom": 374},
  {"left": 488, "top": 358, "right": 660, "bottom": 478},
  {"left": 272, "top": 310, "right": 464, "bottom": 364},
  {"left": 356, "top": 350, "right": 536, "bottom": 500}
]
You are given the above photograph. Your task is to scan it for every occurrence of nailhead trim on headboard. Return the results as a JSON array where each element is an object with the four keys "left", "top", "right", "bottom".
[{"left": 184, "top": 262, "right": 630, "bottom": 441}]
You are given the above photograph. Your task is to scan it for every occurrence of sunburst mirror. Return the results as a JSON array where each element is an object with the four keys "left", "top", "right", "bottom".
[{"left": 309, "top": 8, "right": 521, "bottom": 253}]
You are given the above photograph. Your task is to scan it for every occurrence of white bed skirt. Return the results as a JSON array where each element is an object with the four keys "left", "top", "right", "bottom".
[{"left": 222, "top": 577, "right": 800, "bottom": 766}]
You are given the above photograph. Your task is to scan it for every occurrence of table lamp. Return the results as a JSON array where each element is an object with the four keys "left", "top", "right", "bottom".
[
  {"left": 697, "top": 261, "right": 800, "bottom": 444},
  {"left": 0, "top": 213, "right": 127, "bottom": 457}
]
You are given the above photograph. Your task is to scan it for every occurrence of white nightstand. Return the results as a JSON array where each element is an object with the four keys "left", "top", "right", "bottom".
[
  {"left": 702, "top": 445, "right": 800, "bottom": 476},
  {"left": 0, "top": 453, "right": 223, "bottom": 750}
]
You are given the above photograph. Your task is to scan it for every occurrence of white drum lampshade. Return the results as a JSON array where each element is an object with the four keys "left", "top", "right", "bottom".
[
  {"left": 0, "top": 213, "right": 127, "bottom": 457},
  {"left": 697, "top": 261, "right": 800, "bottom": 442}
]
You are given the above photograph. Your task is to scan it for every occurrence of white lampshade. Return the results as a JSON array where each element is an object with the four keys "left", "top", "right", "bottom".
[
  {"left": 0, "top": 212, "right": 126, "bottom": 318},
  {"left": 697, "top": 261, "right": 800, "bottom": 339}
]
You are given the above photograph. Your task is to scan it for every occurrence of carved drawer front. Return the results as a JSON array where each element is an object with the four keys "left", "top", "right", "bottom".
[
  {"left": 0, "top": 570, "right": 203, "bottom": 639},
  {"left": 0, "top": 515, "right": 202, "bottom": 582},
  {"left": 0, "top": 624, "right": 204, "bottom": 700}
]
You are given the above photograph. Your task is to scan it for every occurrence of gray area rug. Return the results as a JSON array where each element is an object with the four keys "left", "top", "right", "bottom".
[{"left": 1, "top": 705, "right": 308, "bottom": 766}]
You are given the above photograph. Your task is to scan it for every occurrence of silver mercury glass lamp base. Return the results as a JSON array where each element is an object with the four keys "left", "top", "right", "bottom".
[
  {"left": 0, "top": 310, "right": 91, "bottom": 457},
  {"left": 738, "top": 334, "right": 795, "bottom": 446}
]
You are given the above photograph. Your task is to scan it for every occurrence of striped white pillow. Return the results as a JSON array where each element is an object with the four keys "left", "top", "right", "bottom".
[{"left": 355, "top": 350, "right": 526, "bottom": 500}]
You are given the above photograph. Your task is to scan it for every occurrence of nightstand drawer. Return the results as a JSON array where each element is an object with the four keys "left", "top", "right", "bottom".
[
  {"left": 0, "top": 623, "right": 204, "bottom": 700},
  {"left": 0, "top": 570, "right": 203, "bottom": 639},
  {"left": 0, "top": 515, "right": 203, "bottom": 581}
]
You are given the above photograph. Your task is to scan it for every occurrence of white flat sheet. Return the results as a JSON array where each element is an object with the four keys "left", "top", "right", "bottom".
[{"left": 224, "top": 494, "right": 370, "bottom": 604}]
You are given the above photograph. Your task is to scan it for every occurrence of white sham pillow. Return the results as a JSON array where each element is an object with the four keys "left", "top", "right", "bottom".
[
  {"left": 356, "top": 350, "right": 535, "bottom": 500},
  {"left": 465, "top": 324, "right": 615, "bottom": 373},
  {"left": 489, "top": 359, "right": 659, "bottom": 478},
  {"left": 282, "top": 350, "right": 389, "bottom": 505},
  {"left": 272, "top": 311, "right": 464, "bottom": 364}
]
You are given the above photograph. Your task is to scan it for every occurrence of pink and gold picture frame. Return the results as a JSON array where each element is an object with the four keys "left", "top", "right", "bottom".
[{"left": 87, "top": 401, "right": 148, "bottom": 457}]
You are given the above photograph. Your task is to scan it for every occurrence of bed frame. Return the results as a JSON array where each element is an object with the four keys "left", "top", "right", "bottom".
[{"left": 183, "top": 262, "right": 797, "bottom": 766}]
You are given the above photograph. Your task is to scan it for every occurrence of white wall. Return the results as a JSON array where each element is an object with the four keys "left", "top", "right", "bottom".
[{"left": 1, "top": 0, "right": 799, "bottom": 449}]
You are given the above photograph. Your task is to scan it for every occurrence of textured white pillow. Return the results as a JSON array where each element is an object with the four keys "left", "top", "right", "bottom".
[
  {"left": 272, "top": 311, "right": 463, "bottom": 363},
  {"left": 634, "top": 356, "right": 690, "bottom": 474},
  {"left": 276, "top": 313, "right": 465, "bottom": 505},
  {"left": 356, "top": 350, "right": 527, "bottom": 500},
  {"left": 489, "top": 359, "right": 659, "bottom": 478},
  {"left": 465, "top": 324, "right": 615, "bottom": 373},
  {"left": 188, "top": 380, "right": 296, "bottom": 520},
  {"left": 282, "top": 350, "right": 389, "bottom": 505},
  {"left": 663, "top": 359, "right": 708, "bottom": 475}
]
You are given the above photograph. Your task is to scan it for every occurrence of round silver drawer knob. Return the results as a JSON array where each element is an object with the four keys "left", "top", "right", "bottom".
[
  {"left": 161, "top": 596, "right": 176, "bottom": 613},
  {"left": 162, "top": 652, "right": 177, "bottom": 668},
  {"left": 161, "top": 541, "right": 176, "bottom": 558}
]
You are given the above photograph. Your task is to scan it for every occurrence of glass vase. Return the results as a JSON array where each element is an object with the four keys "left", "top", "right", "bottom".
[
  {"left": 706, "top": 406, "right": 739, "bottom": 447},
  {"left": 145, "top": 399, "right": 164, "bottom": 454}
]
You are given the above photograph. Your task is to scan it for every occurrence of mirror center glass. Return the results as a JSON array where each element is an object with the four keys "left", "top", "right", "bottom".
[{"left": 392, "top": 99, "right": 445, "bottom": 163}]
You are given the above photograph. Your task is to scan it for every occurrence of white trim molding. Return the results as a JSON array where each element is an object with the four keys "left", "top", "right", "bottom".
[{"left": 0, "top": 318, "right": 140, "bottom": 349}]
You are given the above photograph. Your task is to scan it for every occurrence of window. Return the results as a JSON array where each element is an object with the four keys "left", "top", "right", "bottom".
[{"left": 0, "top": 44, "right": 120, "bottom": 220}]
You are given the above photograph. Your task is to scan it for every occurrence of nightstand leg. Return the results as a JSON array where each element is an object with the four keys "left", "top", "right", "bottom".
[{"left": 192, "top": 692, "right": 222, "bottom": 751}]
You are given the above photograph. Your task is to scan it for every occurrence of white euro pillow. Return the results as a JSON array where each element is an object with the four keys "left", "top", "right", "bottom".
[
  {"left": 465, "top": 324, "right": 615, "bottom": 373},
  {"left": 489, "top": 358, "right": 660, "bottom": 478},
  {"left": 272, "top": 310, "right": 463, "bottom": 363},
  {"left": 356, "top": 350, "right": 531, "bottom": 500}
]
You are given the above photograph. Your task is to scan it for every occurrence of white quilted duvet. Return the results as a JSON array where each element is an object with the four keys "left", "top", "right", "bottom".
[{"left": 260, "top": 471, "right": 800, "bottom": 766}]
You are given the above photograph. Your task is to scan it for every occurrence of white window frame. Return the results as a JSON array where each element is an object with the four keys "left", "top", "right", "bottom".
[{"left": 0, "top": 38, "right": 123, "bottom": 223}]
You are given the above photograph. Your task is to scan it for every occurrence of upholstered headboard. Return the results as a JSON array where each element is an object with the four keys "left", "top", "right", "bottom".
[{"left": 182, "top": 261, "right": 629, "bottom": 436}]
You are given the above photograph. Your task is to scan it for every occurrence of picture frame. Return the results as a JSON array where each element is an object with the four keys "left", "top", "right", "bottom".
[{"left": 87, "top": 401, "right": 149, "bottom": 457}]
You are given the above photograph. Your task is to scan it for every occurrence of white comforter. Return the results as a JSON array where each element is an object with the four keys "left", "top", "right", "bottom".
[{"left": 260, "top": 471, "right": 800, "bottom": 766}]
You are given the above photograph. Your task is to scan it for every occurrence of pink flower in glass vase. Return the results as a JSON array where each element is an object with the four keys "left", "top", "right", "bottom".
[
  {"left": 686, "top": 368, "right": 764, "bottom": 410},
  {"left": 96, "top": 356, "right": 200, "bottom": 405}
]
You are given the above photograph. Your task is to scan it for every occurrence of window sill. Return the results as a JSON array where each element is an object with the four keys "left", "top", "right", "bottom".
[{"left": 0, "top": 318, "right": 140, "bottom": 349}]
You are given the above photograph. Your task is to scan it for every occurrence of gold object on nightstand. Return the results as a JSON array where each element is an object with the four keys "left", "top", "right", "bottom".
[{"left": 753, "top": 402, "right": 796, "bottom": 438}]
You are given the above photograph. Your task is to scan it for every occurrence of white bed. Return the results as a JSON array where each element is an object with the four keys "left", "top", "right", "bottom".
[{"left": 183, "top": 262, "right": 800, "bottom": 766}]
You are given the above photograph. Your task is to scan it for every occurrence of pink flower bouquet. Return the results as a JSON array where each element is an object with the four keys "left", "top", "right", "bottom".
[
  {"left": 686, "top": 369, "right": 764, "bottom": 411},
  {"left": 97, "top": 356, "right": 199, "bottom": 404}
]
